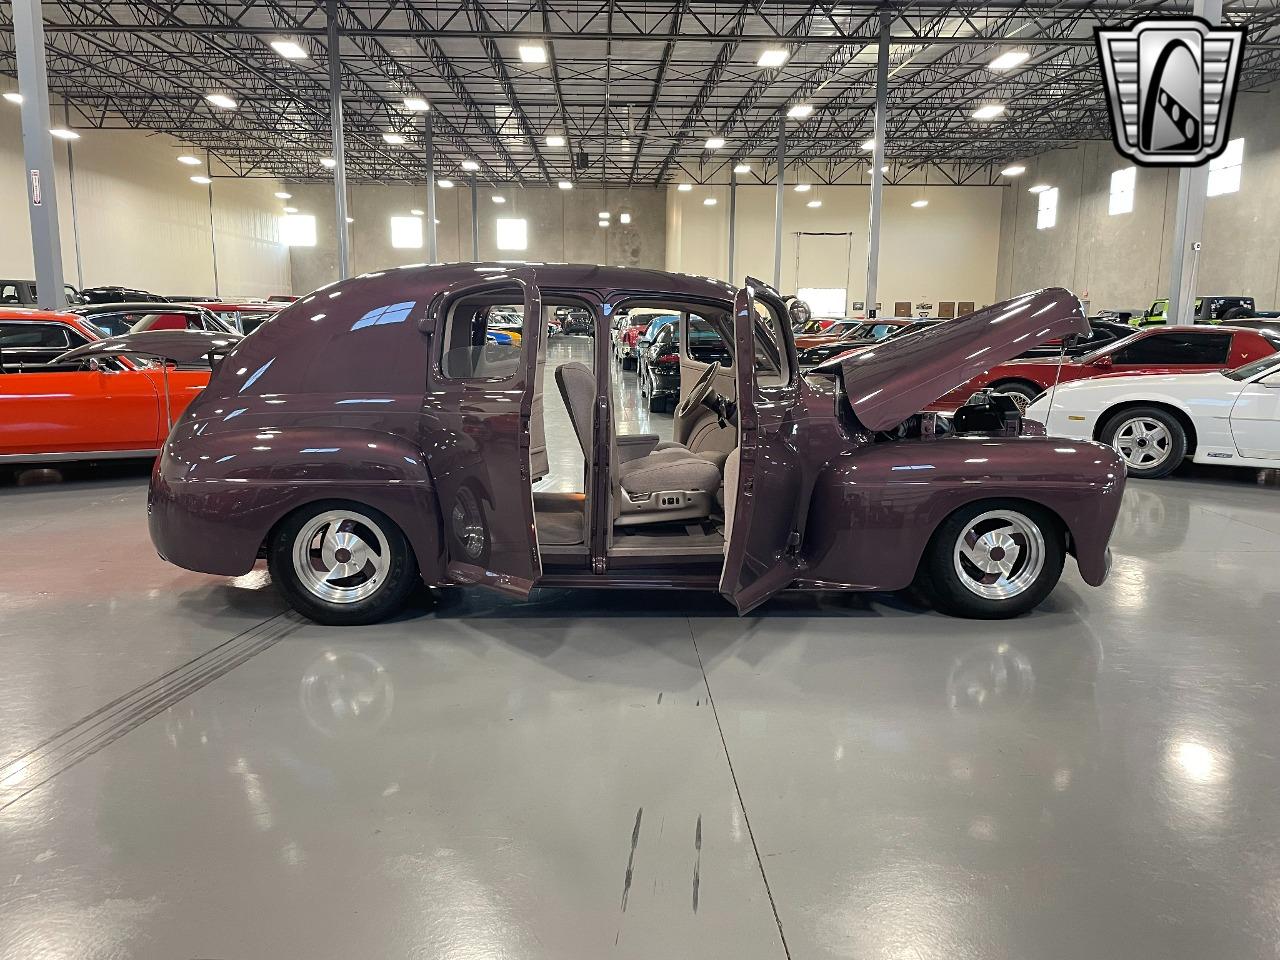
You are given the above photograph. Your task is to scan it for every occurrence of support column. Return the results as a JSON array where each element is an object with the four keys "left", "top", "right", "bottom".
[
  {"left": 470, "top": 173, "right": 479, "bottom": 260},
  {"left": 63, "top": 104, "right": 85, "bottom": 290},
  {"left": 207, "top": 151, "right": 221, "bottom": 297},
  {"left": 727, "top": 169, "right": 738, "bottom": 282},
  {"left": 425, "top": 113, "right": 438, "bottom": 262},
  {"left": 773, "top": 118, "right": 786, "bottom": 289},
  {"left": 13, "top": 0, "right": 67, "bottom": 310},
  {"left": 326, "top": 0, "right": 350, "bottom": 280},
  {"left": 1167, "top": 0, "right": 1222, "bottom": 325},
  {"left": 865, "top": 9, "right": 891, "bottom": 318}
]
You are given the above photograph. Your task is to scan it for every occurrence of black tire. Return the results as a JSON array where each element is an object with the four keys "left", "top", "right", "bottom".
[
  {"left": 268, "top": 500, "right": 420, "bottom": 626},
  {"left": 915, "top": 499, "right": 1065, "bottom": 619},
  {"left": 990, "top": 380, "right": 1041, "bottom": 413},
  {"left": 1101, "top": 406, "right": 1186, "bottom": 479},
  {"left": 648, "top": 380, "right": 665, "bottom": 412},
  {"left": 1221, "top": 305, "right": 1255, "bottom": 321}
]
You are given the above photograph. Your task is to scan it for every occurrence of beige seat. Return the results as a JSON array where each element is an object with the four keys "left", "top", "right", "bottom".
[
  {"left": 555, "top": 361, "right": 721, "bottom": 525},
  {"left": 529, "top": 311, "right": 549, "bottom": 480}
]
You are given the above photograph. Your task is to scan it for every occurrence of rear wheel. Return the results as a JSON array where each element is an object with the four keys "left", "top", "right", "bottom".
[
  {"left": 990, "top": 380, "right": 1041, "bottom": 414},
  {"left": 268, "top": 501, "right": 420, "bottom": 625},
  {"left": 916, "top": 500, "right": 1065, "bottom": 619},
  {"left": 1101, "top": 406, "right": 1186, "bottom": 479}
]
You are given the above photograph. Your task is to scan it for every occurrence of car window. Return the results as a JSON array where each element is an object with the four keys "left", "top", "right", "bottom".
[
  {"left": 0, "top": 322, "right": 74, "bottom": 349},
  {"left": 440, "top": 299, "right": 524, "bottom": 381},
  {"left": 685, "top": 313, "right": 733, "bottom": 368},
  {"left": 83, "top": 312, "right": 137, "bottom": 336},
  {"left": 1112, "top": 332, "right": 1231, "bottom": 365},
  {"left": 751, "top": 298, "right": 789, "bottom": 384},
  {"left": 0, "top": 284, "right": 21, "bottom": 304}
]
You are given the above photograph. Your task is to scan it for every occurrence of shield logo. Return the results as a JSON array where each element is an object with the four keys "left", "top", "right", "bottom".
[{"left": 1095, "top": 17, "right": 1246, "bottom": 166}]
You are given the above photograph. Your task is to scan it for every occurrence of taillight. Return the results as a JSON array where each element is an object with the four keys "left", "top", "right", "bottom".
[{"left": 657, "top": 353, "right": 678, "bottom": 364}]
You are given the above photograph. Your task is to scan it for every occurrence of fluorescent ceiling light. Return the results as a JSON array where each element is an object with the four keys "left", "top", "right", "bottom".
[
  {"left": 545, "top": 134, "right": 566, "bottom": 147},
  {"left": 558, "top": 180, "right": 573, "bottom": 190},
  {"left": 437, "top": 179, "right": 454, "bottom": 188},
  {"left": 1001, "top": 164, "right": 1026, "bottom": 176},
  {"left": 1028, "top": 183, "right": 1050, "bottom": 193},
  {"left": 703, "top": 197, "right": 717, "bottom": 206},
  {"left": 598, "top": 211, "right": 611, "bottom": 218},
  {"left": 191, "top": 175, "right": 212, "bottom": 185},
  {"left": 705, "top": 136, "right": 726, "bottom": 150},
  {"left": 598, "top": 220, "right": 609, "bottom": 227},
  {"left": 868, "top": 164, "right": 889, "bottom": 173},
  {"left": 492, "top": 195, "right": 506, "bottom": 203},
  {"left": 274, "top": 191, "right": 292, "bottom": 199},
  {"left": 733, "top": 163, "right": 751, "bottom": 174},
  {"left": 382, "top": 132, "right": 407, "bottom": 145},
  {"left": 319, "top": 157, "right": 337, "bottom": 168},
  {"left": 988, "top": 50, "right": 1030, "bottom": 71},
  {"left": 972, "top": 104, "right": 1006, "bottom": 120},
  {"left": 861, "top": 139, "right": 876, "bottom": 151},
  {"left": 205, "top": 93, "right": 237, "bottom": 109},
  {"left": 345, "top": 217, "right": 354, "bottom": 223},
  {"left": 402, "top": 97, "right": 430, "bottom": 112},
  {"left": 410, "top": 208, "right": 425, "bottom": 216},
  {"left": 50, "top": 127, "right": 80, "bottom": 140},
  {"left": 282, "top": 206, "right": 298, "bottom": 213},
  {"left": 519, "top": 44, "right": 548, "bottom": 64},
  {"left": 3, "top": 92, "right": 22, "bottom": 104},
  {"left": 911, "top": 199, "right": 929, "bottom": 208},
  {"left": 807, "top": 199, "right": 822, "bottom": 208},
  {"left": 461, "top": 159, "right": 480, "bottom": 171},
  {"left": 177, "top": 155, "right": 202, "bottom": 166},
  {"left": 269, "top": 39, "right": 308, "bottom": 59},
  {"left": 619, "top": 212, "right": 631, "bottom": 224},
  {"left": 757, "top": 48, "right": 788, "bottom": 68},
  {"left": 794, "top": 183, "right": 811, "bottom": 193},
  {"left": 677, "top": 183, "right": 693, "bottom": 192},
  {"left": 787, "top": 103, "right": 814, "bottom": 119}
]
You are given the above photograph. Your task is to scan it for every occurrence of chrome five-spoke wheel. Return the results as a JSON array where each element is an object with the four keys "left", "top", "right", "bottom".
[
  {"left": 951, "top": 509, "right": 1046, "bottom": 601},
  {"left": 1111, "top": 416, "right": 1171, "bottom": 471},
  {"left": 291, "top": 509, "right": 392, "bottom": 604}
]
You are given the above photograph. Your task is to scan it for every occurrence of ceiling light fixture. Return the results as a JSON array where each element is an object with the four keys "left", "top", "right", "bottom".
[
  {"left": 972, "top": 104, "right": 1006, "bottom": 120},
  {"left": 177, "top": 155, "right": 202, "bottom": 166},
  {"left": 794, "top": 183, "right": 811, "bottom": 193},
  {"left": 492, "top": 195, "right": 506, "bottom": 203},
  {"left": 269, "top": 39, "right": 308, "bottom": 59},
  {"left": 677, "top": 183, "right": 693, "bottom": 192},
  {"left": 519, "top": 44, "right": 548, "bottom": 64},
  {"left": 49, "top": 128, "right": 80, "bottom": 140},
  {"left": 3, "top": 91, "right": 22, "bottom": 104},
  {"left": 599, "top": 211, "right": 611, "bottom": 218},
  {"left": 868, "top": 164, "right": 889, "bottom": 173},
  {"left": 861, "top": 139, "right": 876, "bottom": 151},
  {"left": 274, "top": 191, "right": 292, "bottom": 199},
  {"left": 545, "top": 134, "right": 566, "bottom": 147},
  {"left": 705, "top": 136, "right": 726, "bottom": 150},
  {"left": 733, "top": 163, "right": 751, "bottom": 174},
  {"left": 191, "top": 175, "right": 212, "bottom": 185},
  {"left": 807, "top": 199, "right": 822, "bottom": 208},
  {"left": 346, "top": 217, "right": 354, "bottom": 223},
  {"left": 320, "top": 157, "right": 337, "bottom": 168},
  {"left": 988, "top": 50, "right": 1031, "bottom": 71},
  {"left": 382, "top": 132, "right": 407, "bottom": 145},
  {"left": 402, "top": 97, "right": 430, "bottom": 112},
  {"left": 410, "top": 208, "right": 425, "bottom": 216},
  {"left": 787, "top": 103, "right": 814, "bottom": 120},
  {"left": 703, "top": 197, "right": 718, "bottom": 206},
  {"left": 205, "top": 93, "right": 237, "bottom": 109},
  {"left": 438, "top": 179, "right": 454, "bottom": 188},
  {"left": 911, "top": 199, "right": 929, "bottom": 208},
  {"left": 757, "top": 48, "right": 789, "bottom": 68},
  {"left": 461, "top": 159, "right": 480, "bottom": 171},
  {"left": 558, "top": 180, "right": 573, "bottom": 190},
  {"left": 283, "top": 205, "right": 298, "bottom": 213},
  {"left": 1001, "top": 164, "right": 1027, "bottom": 176},
  {"left": 619, "top": 212, "right": 632, "bottom": 224},
  {"left": 1028, "top": 183, "right": 1051, "bottom": 193}
]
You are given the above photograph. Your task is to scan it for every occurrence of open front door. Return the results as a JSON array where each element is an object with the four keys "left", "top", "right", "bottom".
[
  {"left": 423, "top": 269, "right": 543, "bottom": 598},
  {"left": 719, "top": 279, "right": 806, "bottom": 614}
]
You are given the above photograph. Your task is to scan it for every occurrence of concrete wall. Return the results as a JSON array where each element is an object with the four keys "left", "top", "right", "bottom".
[
  {"left": 666, "top": 182, "right": 1005, "bottom": 315},
  {"left": 0, "top": 109, "right": 290, "bottom": 299},
  {"left": 286, "top": 183, "right": 666, "bottom": 295},
  {"left": 995, "top": 86, "right": 1280, "bottom": 312}
]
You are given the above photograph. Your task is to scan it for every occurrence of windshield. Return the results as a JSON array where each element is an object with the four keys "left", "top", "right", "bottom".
[{"left": 1224, "top": 351, "right": 1280, "bottom": 382}]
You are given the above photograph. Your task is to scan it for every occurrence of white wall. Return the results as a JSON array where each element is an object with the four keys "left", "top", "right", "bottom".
[
  {"left": 995, "top": 86, "right": 1280, "bottom": 312},
  {"left": 667, "top": 182, "right": 1005, "bottom": 315},
  {"left": 0, "top": 108, "right": 291, "bottom": 299}
]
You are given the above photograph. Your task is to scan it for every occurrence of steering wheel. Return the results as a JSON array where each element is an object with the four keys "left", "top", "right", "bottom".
[{"left": 675, "top": 361, "right": 721, "bottom": 419}]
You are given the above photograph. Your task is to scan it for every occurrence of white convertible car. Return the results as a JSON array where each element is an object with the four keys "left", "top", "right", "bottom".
[{"left": 1027, "top": 351, "right": 1280, "bottom": 479}]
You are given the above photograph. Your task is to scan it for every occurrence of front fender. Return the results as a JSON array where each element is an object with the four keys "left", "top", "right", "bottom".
[
  {"left": 149, "top": 423, "right": 444, "bottom": 580},
  {"left": 800, "top": 435, "right": 1125, "bottom": 591}
]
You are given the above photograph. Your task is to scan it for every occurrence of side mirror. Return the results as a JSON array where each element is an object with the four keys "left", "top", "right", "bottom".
[{"left": 1091, "top": 355, "right": 1113, "bottom": 369}]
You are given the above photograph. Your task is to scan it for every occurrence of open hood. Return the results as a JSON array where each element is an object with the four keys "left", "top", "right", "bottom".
[
  {"left": 830, "top": 288, "right": 1087, "bottom": 431},
  {"left": 55, "top": 329, "right": 240, "bottom": 367}
]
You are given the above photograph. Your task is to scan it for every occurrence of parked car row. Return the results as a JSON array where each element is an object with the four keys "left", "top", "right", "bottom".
[{"left": 0, "top": 278, "right": 295, "bottom": 313}]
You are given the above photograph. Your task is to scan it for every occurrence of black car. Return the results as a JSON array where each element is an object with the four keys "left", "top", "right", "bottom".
[
  {"left": 1014, "top": 318, "right": 1133, "bottom": 359},
  {"left": 797, "top": 319, "right": 941, "bottom": 368},
  {"left": 78, "top": 285, "right": 168, "bottom": 305},
  {"left": 73, "top": 302, "right": 237, "bottom": 337},
  {"left": 557, "top": 306, "right": 593, "bottom": 336},
  {"left": 637, "top": 316, "right": 732, "bottom": 412}
]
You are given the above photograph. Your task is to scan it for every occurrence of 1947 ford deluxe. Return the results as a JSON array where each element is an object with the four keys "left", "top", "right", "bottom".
[{"left": 64, "top": 265, "right": 1125, "bottom": 625}]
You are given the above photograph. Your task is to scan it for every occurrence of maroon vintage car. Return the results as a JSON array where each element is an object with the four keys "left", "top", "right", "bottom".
[{"left": 121, "top": 265, "right": 1123, "bottom": 625}]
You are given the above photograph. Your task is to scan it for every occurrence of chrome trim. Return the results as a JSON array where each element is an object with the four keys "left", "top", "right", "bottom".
[{"left": 0, "top": 448, "right": 159, "bottom": 464}]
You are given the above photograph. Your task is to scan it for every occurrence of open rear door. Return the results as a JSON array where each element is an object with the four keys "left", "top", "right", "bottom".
[
  {"left": 423, "top": 269, "right": 543, "bottom": 598},
  {"left": 719, "top": 279, "right": 807, "bottom": 614}
]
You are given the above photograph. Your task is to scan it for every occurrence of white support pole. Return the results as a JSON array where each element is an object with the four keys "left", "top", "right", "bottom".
[{"left": 865, "top": 9, "right": 891, "bottom": 319}]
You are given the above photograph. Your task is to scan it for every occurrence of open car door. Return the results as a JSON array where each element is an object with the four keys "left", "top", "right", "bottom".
[
  {"left": 719, "top": 279, "right": 807, "bottom": 614},
  {"left": 422, "top": 269, "right": 543, "bottom": 598}
]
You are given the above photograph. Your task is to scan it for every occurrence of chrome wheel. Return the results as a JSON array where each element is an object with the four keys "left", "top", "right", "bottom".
[
  {"left": 998, "top": 390, "right": 1032, "bottom": 414},
  {"left": 1112, "top": 416, "right": 1172, "bottom": 470},
  {"left": 952, "top": 509, "right": 1046, "bottom": 600},
  {"left": 291, "top": 509, "right": 391, "bottom": 604}
]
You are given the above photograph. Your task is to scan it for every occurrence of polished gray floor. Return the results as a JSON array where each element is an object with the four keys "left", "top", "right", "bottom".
[{"left": 2, "top": 335, "right": 1280, "bottom": 959}]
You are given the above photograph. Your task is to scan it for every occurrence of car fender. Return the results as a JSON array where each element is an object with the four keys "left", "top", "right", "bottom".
[
  {"left": 149, "top": 423, "right": 444, "bottom": 581},
  {"left": 800, "top": 436, "right": 1125, "bottom": 591}
]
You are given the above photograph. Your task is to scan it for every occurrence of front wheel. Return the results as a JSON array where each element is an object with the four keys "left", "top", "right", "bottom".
[
  {"left": 916, "top": 500, "right": 1065, "bottom": 619},
  {"left": 268, "top": 501, "right": 420, "bottom": 625},
  {"left": 1101, "top": 406, "right": 1186, "bottom": 479}
]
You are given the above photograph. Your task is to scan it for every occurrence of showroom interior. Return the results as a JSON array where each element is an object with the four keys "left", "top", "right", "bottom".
[{"left": 3, "top": 1, "right": 1280, "bottom": 958}]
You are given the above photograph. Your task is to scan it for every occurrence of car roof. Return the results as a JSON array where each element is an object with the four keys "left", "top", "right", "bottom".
[
  {"left": 0, "top": 305, "right": 84, "bottom": 323},
  {"left": 74, "top": 301, "right": 206, "bottom": 313}
]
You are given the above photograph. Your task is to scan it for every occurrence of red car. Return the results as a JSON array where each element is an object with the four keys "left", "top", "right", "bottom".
[
  {"left": 193, "top": 301, "right": 284, "bottom": 335},
  {"left": 0, "top": 308, "right": 214, "bottom": 465},
  {"left": 933, "top": 325, "right": 1280, "bottom": 412}
]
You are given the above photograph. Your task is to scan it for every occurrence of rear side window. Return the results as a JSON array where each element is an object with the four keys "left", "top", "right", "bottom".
[
  {"left": 0, "top": 284, "right": 20, "bottom": 304},
  {"left": 685, "top": 313, "right": 733, "bottom": 368},
  {"left": 0, "top": 322, "right": 73, "bottom": 349},
  {"left": 440, "top": 298, "right": 524, "bottom": 381},
  {"left": 1113, "top": 332, "right": 1231, "bottom": 365}
]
